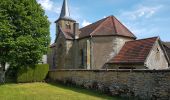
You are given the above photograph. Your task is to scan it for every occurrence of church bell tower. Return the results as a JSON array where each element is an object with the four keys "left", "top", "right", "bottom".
[{"left": 55, "top": 0, "right": 76, "bottom": 35}]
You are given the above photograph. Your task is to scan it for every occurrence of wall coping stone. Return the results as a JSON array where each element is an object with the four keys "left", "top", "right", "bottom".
[{"left": 49, "top": 69, "right": 170, "bottom": 73}]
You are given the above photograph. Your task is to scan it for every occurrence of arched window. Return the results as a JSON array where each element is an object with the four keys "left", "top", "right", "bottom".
[
  {"left": 156, "top": 47, "right": 160, "bottom": 60},
  {"left": 66, "top": 23, "right": 71, "bottom": 29},
  {"left": 80, "top": 49, "right": 84, "bottom": 67}
]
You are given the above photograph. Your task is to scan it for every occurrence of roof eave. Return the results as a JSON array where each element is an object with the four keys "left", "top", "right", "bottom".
[
  {"left": 55, "top": 17, "right": 76, "bottom": 23},
  {"left": 78, "top": 34, "right": 136, "bottom": 40},
  {"left": 106, "top": 62, "right": 144, "bottom": 65}
]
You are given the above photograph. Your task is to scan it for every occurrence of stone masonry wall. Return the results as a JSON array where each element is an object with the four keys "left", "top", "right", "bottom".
[
  {"left": 91, "top": 36, "right": 133, "bottom": 69},
  {"left": 145, "top": 41, "right": 169, "bottom": 69},
  {"left": 48, "top": 69, "right": 170, "bottom": 99}
]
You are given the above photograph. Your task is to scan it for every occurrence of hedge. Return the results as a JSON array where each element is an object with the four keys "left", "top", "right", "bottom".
[{"left": 17, "top": 64, "right": 49, "bottom": 83}]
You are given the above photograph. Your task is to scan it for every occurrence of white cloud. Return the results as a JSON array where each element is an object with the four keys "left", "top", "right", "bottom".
[
  {"left": 37, "top": 0, "right": 53, "bottom": 11},
  {"left": 82, "top": 20, "right": 91, "bottom": 27},
  {"left": 121, "top": 5, "right": 162, "bottom": 20},
  {"left": 122, "top": 22, "right": 160, "bottom": 39},
  {"left": 37, "top": 0, "right": 61, "bottom": 14}
]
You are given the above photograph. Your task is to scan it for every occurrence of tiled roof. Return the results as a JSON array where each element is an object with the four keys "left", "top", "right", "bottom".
[
  {"left": 62, "top": 31, "right": 74, "bottom": 40},
  {"left": 60, "top": 27, "right": 74, "bottom": 40},
  {"left": 108, "top": 37, "right": 158, "bottom": 64},
  {"left": 50, "top": 43, "right": 56, "bottom": 48},
  {"left": 79, "top": 16, "right": 136, "bottom": 39}
]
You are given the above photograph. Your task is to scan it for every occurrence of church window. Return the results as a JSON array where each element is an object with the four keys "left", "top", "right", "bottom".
[
  {"left": 66, "top": 23, "right": 71, "bottom": 29},
  {"left": 80, "top": 49, "right": 84, "bottom": 67},
  {"left": 52, "top": 52, "right": 56, "bottom": 69},
  {"left": 156, "top": 47, "right": 160, "bottom": 60},
  {"left": 156, "top": 48, "right": 159, "bottom": 53}
]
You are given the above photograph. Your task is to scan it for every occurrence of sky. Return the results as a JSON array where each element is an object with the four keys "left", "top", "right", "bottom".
[{"left": 37, "top": 0, "right": 170, "bottom": 43}]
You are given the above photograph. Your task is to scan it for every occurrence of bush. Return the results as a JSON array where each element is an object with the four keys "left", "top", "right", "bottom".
[{"left": 17, "top": 64, "right": 49, "bottom": 83}]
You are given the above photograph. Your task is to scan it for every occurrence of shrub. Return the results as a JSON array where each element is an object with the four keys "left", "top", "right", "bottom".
[{"left": 17, "top": 64, "right": 49, "bottom": 83}]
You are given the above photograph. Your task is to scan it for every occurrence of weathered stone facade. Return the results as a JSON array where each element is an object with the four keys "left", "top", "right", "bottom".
[
  {"left": 48, "top": 35, "right": 134, "bottom": 69},
  {"left": 145, "top": 41, "right": 169, "bottom": 69},
  {"left": 91, "top": 36, "right": 133, "bottom": 69},
  {"left": 49, "top": 69, "right": 170, "bottom": 99}
]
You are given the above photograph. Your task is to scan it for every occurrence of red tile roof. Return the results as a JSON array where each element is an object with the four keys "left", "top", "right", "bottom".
[
  {"left": 79, "top": 16, "right": 136, "bottom": 39},
  {"left": 108, "top": 37, "right": 158, "bottom": 64},
  {"left": 59, "top": 28, "right": 75, "bottom": 40}
]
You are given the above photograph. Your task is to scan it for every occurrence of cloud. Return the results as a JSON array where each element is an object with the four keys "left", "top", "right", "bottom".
[
  {"left": 117, "top": 4, "right": 165, "bottom": 39},
  {"left": 37, "top": 0, "right": 60, "bottom": 14},
  {"left": 82, "top": 20, "right": 91, "bottom": 27},
  {"left": 37, "top": 0, "right": 53, "bottom": 11},
  {"left": 121, "top": 21, "right": 161, "bottom": 40},
  {"left": 121, "top": 5, "right": 162, "bottom": 20}
]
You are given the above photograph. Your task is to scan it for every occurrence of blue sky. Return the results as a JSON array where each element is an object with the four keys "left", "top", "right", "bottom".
[{"left": 37, "top": 0, "right": 170, "bottom": 43}]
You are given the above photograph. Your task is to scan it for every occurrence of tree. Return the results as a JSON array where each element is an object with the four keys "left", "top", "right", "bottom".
[{"left": 0, "top": 0, "right": 50, "bottom": 81}]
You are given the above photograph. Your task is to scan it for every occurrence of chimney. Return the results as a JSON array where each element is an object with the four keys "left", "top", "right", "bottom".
[{"left": 74, "top": 23, "right": 79, "bottom": 39}]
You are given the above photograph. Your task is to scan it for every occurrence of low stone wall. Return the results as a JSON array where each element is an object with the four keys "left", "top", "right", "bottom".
[{"left": 48, "top": 69, "right": 170, "bottom": 99}]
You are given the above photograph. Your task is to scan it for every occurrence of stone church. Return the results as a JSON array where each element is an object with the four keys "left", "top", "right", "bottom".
[{"left": 47, "top": 0, "right": 170, "bottom": 70}]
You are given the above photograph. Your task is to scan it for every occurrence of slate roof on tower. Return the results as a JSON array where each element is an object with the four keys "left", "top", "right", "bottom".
[
  {"left": 55, "top": 0, "right": 75, "bottom": 22},
  {"left": 108, "top": 37, "right": 159, "bottom": 64},
  {"left": 79, "top": 16, "right": 136, "bottom": 39}
]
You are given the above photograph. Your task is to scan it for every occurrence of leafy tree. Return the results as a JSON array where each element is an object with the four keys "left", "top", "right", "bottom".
[
  {"left": 0, "top": 0, "right": 50, "bottom": 82},
  {"left": 0, "top": 0, "right": 15, "bottom": 71}
]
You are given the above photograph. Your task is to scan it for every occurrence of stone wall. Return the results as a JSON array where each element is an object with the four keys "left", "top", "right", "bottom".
[
  {"left": 91, "top": 36, "right": 133, "bottom": 69},
  {"left": 48, "top": 69, "right": 170, "bottom": 99},
  {"left": 145, "top": 41, "right": 169, "bottom": 69}
]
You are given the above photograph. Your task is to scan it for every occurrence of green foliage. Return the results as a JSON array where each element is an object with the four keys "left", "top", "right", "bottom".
[
  {"left": 0, "top": 0, "right": 15, "bottom": 69},
  {"left": 17, "top": 64, "right": 49, "bottom": 83},
  {"left": 0, "top": 0, "right": 50, "bottom": 68}
]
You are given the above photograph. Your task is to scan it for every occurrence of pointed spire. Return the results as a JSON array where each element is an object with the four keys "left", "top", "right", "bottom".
[{"left": 60, "top": 0, "right": 70, "bottom": 19}]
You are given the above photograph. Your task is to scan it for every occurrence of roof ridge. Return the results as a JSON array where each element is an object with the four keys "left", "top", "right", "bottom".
[
  {"left": 113, "top": 16, "right": 136, "bottom": 38},
  {"left": 126, "top": 36, "right": 158, "bottom": 43},
  {"left": 80, "top": 17, "right": 108, "bottom": 30},
  {"left": 111, "top": 16, "right": 117, "bottom": 33},
  {"left": 90, "top": 17, "right": 110, "bottom": 36}
]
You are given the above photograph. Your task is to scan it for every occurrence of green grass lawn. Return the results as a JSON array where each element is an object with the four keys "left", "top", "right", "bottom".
[{"left": 0, "top": 82, "right": 121, "bottom": 100}]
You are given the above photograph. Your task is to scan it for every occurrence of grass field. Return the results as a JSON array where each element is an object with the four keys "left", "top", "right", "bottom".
[{"left": 0, "top": 83, "right": 121, "bottom": 100}]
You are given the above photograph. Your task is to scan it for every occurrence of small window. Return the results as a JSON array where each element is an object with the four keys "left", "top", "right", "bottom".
[
  {"left": 52, "top": 54, "right": 56, "bottom": 69},
  {"left": 66, "top": 23, "right": 71, "bottom": 29},
  {"left": 156, "top": 48, "right": 159, "bottom": 53},
  {"left": 156, "top": 48, "right": 160, "bottom": 60},
  {"left": 80, "top": 49, "right": 84, "bottom": 67}
]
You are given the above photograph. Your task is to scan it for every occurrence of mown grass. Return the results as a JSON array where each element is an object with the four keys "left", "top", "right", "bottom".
[{"left": 0, "top": 82, "right": 121, "bottom": 100}]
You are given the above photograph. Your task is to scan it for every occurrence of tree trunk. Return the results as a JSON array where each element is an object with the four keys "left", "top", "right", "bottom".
[{"left": 0, "top": 62, "right": 6, "bottom": 83}]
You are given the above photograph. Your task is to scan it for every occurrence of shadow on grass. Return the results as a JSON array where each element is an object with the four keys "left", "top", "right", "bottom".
[{"left": 48, "top": 82, "right": 122, "bottom": 100}]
